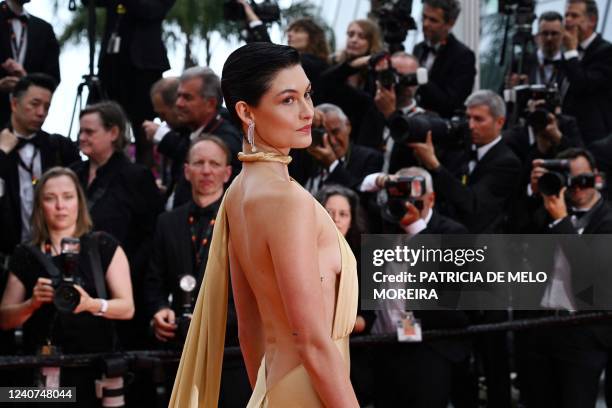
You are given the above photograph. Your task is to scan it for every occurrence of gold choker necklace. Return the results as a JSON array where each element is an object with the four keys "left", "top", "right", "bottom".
[{"left": 238, "top": 152, "right": 292, "bottom": 165}]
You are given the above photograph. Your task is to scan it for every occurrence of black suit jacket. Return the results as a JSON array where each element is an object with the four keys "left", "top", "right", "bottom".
[
  {"left": 0, "top": 131, "right": 80, "bottom": 253},
  {"left": 413, "top": 34, "right": 476, "bottom": 118},
  {"left": 432, "top": 139, "right": 522, "bottom": 233},
  {"left": 300, "top": 143, "right": 383, "bottom": 192},
  {"left": 0, "top": 4, "right": 60, "bottom": 124},
  {"left": 144, "top": 200, "right": 240, "bottom": 346},
  {"left": 88, "top": 0, "right": 173, "bottom": 71},
  {"left": 561, "top": 34, "right": 612, "bottom": 143}
]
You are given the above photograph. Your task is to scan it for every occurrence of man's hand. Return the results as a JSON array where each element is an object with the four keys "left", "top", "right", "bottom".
[
  {"left": 562, "top": 25, "right": 579, "bottom": 51},
  {"left": 237, "top": 0, "right": 260, "bottom": 23},
  {"left": 543, "top": 186, "right": 568, "bottom": 220},
  {"left": 1, "top": 58, "right": 26, "bottom": 77},
  {"left": 0, "top": 128, "right": 19, "bottom": 154},
  {"left": 408, "top": 131, "right": 440, "bottom": 170},
  {"left": 374, "top": 81, "right": 396, "bottom": 119},
  {"left": 348, "top": 55, "right": 371, "bottom": 69},
  {"left": 505, "top": 73, "right": 528, "bottom": 88},
  {"left": 142, "top": 120, "right": 160, "bottom": 142},
  {"left": 353, "top": 315, "right": 366, "bottom": 333},
  {"left": 307, "top": 133, "right": 337, "bottom": 167},
  {"left": 400, "top": 201, "right": 421, "bottom": 226},
  {"left": 530, "top": 159, "right": 547, "bottom": 195},
  {"left": 536, "top": 113, "right": 562, "bottom": 154},
  {"left": 0, "top": 76, "right": 19, "bottom": 93},
  {"left": 152, "top": 308, "right": 177, "bottom": 342}
]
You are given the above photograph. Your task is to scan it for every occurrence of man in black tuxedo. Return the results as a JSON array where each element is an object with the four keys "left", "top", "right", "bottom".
[
  {"left": 0, "top": 74, "right": 79, "bottom": 255},
  {"left": 144, "top": 135, "right": 250, "bottom": 407},
  {"left": 90, "top": 0, "right": 175, "bottom": 166},
  {"left": 506, "top": 11, "right": 566, "bottom": 89},
  {"left": 560, "top": 0, "right": 612, "bottom": 143},
  {"left": 302, "top": 103, "right": 383, "bottom": 195},
  {"left": 410, "top": 90, "right": 521, "bottom": 233},
  {"left": 413, "top": 0, "right": 476, "bottom": 118},
  {"left": 368, "top": 166, "right": 471, "bottom": 408},
  {"left": 522, "top": 147, "right": 612, "bottom": 408},
  {"left": 0, "top": 0, "right": 60, "bottom": 125}
]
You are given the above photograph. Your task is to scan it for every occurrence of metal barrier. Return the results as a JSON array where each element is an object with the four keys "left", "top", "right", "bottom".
[{"left": 2, "top": 311, "right": 611, "bottom": 369}]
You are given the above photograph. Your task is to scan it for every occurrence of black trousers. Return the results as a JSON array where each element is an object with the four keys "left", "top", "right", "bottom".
[
  {"left": 518, "top": 324, "right": 608, "bottom": 408},
  {"left": 370, "top": 343, "right": 454, "bottom": 408}
]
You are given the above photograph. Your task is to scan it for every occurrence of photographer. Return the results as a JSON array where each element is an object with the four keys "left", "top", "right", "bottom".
[
  {"left": 0, "top": 167, "right": 133, "bottom": 407},
  {"left": 560, "top": 0, "right": 612, "bottom": 143},
  {"left": 0, "top": 0, "right": 60, "bottom": 125},
  {"left": 302, "top": 103, "right": 383, "bottom": 195},
  {"left": 506, "top": 11, "right": 565, "bottom": 89},
  {"left": 366, "top": 167, "right": 471, "bottom": 408},
  {"left": 144, "top": 135, "right": 250, "bottom": 407},
  {"left": 86, "top": 0, "right": 176, "bottom": 166},
  {"left": 409, "top": 90, "right": 521, "bottom": 233},
  {"left": 523, "top": 147, "right": 612, "bottom": 408},
  {"left": 413, "top": 0, "right": 476, "bottom": 118}
]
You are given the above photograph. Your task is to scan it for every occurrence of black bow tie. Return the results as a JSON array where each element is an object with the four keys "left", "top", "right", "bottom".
[
  {"left": 570, "top": 208, "right": 589, "bottom": 219},
  {"left": 1, "top": 3, "right": 28, "bottom": 23},
  {"left": 542, "top": 58, "right": 559, "bottom": 66},
  {"left": 16, "top": 135, "right": 39, "bottom": 150},
  {"left": 422, "top": 44, "right": 439, "bottom": 57}
]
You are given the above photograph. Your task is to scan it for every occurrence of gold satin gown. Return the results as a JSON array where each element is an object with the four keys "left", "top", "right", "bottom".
[{"left": 169, "top": 153, "right": 359, "bottom": 408}]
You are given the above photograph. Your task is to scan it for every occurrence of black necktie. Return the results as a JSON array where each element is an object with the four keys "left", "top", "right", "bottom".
[{"left": 469, "top": 147, "right": 478, "bottom": 162}]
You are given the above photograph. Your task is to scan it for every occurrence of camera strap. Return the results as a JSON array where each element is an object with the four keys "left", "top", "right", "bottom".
[
  {"left": 23, "top": 244, "right": 61, "bottom": 279},
  {"left": 88, "top": 233, "right": 107, "bottom": 300}
]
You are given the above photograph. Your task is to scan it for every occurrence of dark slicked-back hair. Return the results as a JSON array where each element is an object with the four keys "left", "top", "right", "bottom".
[
  {"left": 221, "top": 42, "right": 301, "bottom": 127},
  {"left": 568, "top": 0, "right": 599, "bottom": 22},
  {"left": 422, "top": 0, "right": 461, "bottom": 23},
  {"left": 12, "top": 73, "right": 57, "bottom": 99},
  {"left": 539, "top": 10, "right": 563, "bottom": 23}
]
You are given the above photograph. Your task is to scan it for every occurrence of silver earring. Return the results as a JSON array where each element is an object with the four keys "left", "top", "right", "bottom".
[{"left": 247, "top": 120, "right": 257, "bottom": 152}]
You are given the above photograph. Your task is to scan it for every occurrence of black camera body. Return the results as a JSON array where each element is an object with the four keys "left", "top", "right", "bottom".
[
  {"left": 383, "top": 176, "right": 426, "bottom": 222},
  {"left": 513, "top": 85, "right": 561, "bottom": 133},
  {"left": 538, "top": 159, "right": 602, "bottom": 196},
  {"left": 374, "top": 0, "right": 417, "bottom": 52},
  {"left": 388, "top": 112, "right": 469, "bottom": 148},
  {"left": 223, "top": 0, "right": 280, "bottom": 24},
  {"left": 371, "top": 52, "right": 428, "bottom": 91},
  {"left": 172, "top": 274, "right": 198, "bottom": 344},
  {"left": 52, "top": 238, "right": 82, "bottom": 314},
  {"left": 311, "top": 126, "right": 326, "bottom": 147}
]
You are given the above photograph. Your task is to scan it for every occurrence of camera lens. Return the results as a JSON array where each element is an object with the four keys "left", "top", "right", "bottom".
[
  {"left": 538, "top": 171, "right": 566, "bottom": 196},
  {"left": 54, "top": 283, "right": 81, "bottom": 313}
]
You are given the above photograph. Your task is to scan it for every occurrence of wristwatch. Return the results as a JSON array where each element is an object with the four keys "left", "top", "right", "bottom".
[{"left": 95, "top": 299, "right": 109, "bottom": 316}]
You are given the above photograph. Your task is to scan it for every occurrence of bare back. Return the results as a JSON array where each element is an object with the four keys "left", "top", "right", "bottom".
[{"left": 226, "top": 163, "right": 342, "bottom": 389}]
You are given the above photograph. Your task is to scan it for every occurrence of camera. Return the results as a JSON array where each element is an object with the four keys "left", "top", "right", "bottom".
[
  {"left": 374, "top": 0, "right": 417, "bottom": 53},
  {"left": 537, "top": 159, "right": 570, "bottom": 196},
  {"left": 382, "top": 176, "right": 426, "bottom": 222},
  {"left": 388, "top": 112, "right": 469, "bottom": 148},
  {"left": 512, "top": 85, "right": 561, "bottom": 133},
  {"left": 311, "top": 126, "right": 326, "bottom": 148},
  {"left": 223, "top": 0, "right": 280, "bottom": 24},
  {"left": 499, "top": 0, "right": 536, "bottom": 34},
  {"left": 174, "top": 274, "right": 198, "bottom": 342},
  {"left": 371, "top": 52, "right": 429, "bottom": 90},
  {"left": 52, "top": 238, "right": 83, "bottom": 313}
]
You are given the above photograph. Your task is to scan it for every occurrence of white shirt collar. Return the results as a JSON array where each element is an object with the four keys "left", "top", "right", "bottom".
[
  {"left": 474, "top": 135, "right": 502, "bottom": 161},
  {"left": 423, "top": 207, "right": 433, "bottom": 225},
  {"left": 580, "top": 32, "right": 597, "bottom": 51},
  {"left": 399, "top": 100, "right": 417, "bottom": 115},
  {"left": 537, "top": 48, "right": 562, "bottom": 63}
]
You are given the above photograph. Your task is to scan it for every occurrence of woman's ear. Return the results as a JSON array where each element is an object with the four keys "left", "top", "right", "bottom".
[{"left": 235, "top": 101, "right": 254, "bottom": 128}]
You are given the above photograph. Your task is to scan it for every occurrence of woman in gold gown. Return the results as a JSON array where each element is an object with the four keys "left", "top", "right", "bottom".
[{"left": 169, "top": 42, "right": 359, "bottom": 407}]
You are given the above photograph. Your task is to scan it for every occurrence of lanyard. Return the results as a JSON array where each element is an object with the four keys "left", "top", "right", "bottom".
[
  {"left": 8, "top": 19, "right": 26, "bottom": 62},
  {"left": 188, "top": 214, "right": 215, "bottom": 276},
  {"left": 17, "top": 147, "right": 39, "bottom": 185}
]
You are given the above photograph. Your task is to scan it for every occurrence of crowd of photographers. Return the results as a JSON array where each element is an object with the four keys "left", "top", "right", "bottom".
[{"left": 0, "top": 0, "right": 612, "bottom": 406}]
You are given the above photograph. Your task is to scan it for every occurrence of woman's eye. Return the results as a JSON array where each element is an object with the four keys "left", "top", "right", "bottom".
[
  {"left": 283, "top": 97, "right": 295, "bottom": 104},
  {"left": 305, "top": 90, "right": 313, "bottom": 100}
]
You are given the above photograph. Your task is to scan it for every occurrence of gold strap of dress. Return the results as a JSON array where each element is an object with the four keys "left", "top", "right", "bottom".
[{"left": 238, "top": 151, "right": 292, "bottom": 165}]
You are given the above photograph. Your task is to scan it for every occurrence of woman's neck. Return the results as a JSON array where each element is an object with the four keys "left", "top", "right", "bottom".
[
  {"left": 241, "top": 143, "right": 291, "bottom": 180},
  {"left": 47, "top": 225, "right": 77, "bottom": 251}
]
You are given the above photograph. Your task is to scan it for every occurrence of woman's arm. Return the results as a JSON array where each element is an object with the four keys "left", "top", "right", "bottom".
[
  {"left": 229, "top": 237, "right": 264, "bottom": 387},
  {"left": 0, "top": 274, "right": 53, "bottom": 330},
  {"left": 74, "top": 246, "right": 135, "bottom": 320},
  {"left": 265, "top": 187, "right": 358, "bottom": 407}
]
